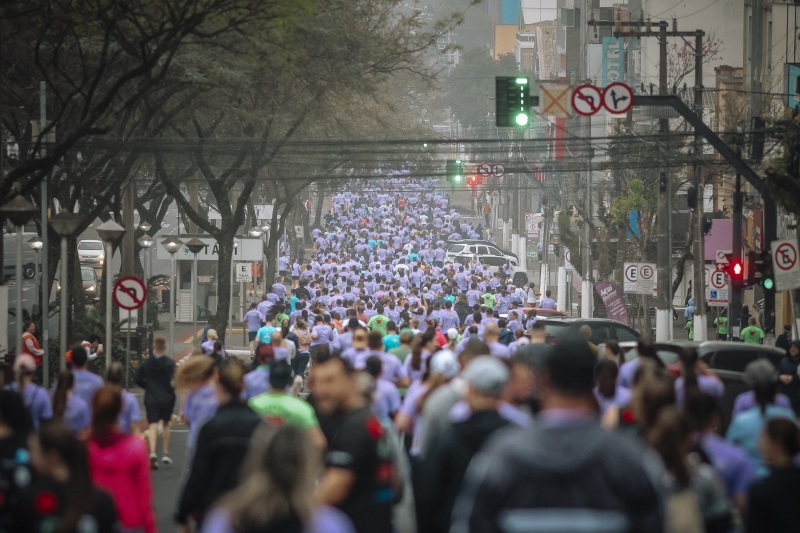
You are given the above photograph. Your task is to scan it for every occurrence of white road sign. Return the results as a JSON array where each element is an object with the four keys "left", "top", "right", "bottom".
[
  {"left": 623, "top": 262, "right": 638, "bottom": 293},
  {"left": 572, "top": 84, "right": 602, "bottom": 116},
  {"left": 492, "top": 164, "right": 505, "bottom": 178},
  {"left": 113, "top": 277, "right": 147, "bottom": 311},
  {"left": 235, "top": 262, "right": 252, "bottom": 283},
  {"left": 636, "top": 262, "right": 656, "bottom": 295},
  {"left": 478, "top": 162, "right": 492, "bottom": 176},
  {"left": 771, "top": 239, "right": 800, "bottom": 291},
  {"left": 704, "top": 265, "right": 729, "bottom": 306},
  {"left": 602, "top": 82, "right": 634, "bottom": 114},
  {"left": 715, "top": 249, "right": 732, "bottom": 264}
]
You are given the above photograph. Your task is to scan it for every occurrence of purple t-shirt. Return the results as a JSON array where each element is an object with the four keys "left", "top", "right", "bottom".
[
  {"left": 310, "top": 325, "right": 333, "bottom": 347},
  {"left": 241, "top": 367, "right": 270, "bottom": 401},
  {"left": 183, "top": 384, "right": 219, "bottom": 449},
  {"left": 593, "top": 386, "right": 633, "bottom": 416},
  {"left": 399, "top": 381, "right": 428, "bottom": 455},
  {"left": 674, "top": 375, "right": 724, "bottom": 405},
  {"left": 617, "top": 358, "right": 641, "bottom": 389},
  {"left": 4, "top": 382, "right": 52, "bottom": 429},
  {"left": 72, "top": 369, "right": 104, "bottom": 407},
  {"left": 732, "top": 390, "right": 793, "bottom": 417},
  {"left": 448, "top": 401, "right": 531, "bottom": 427},
  {"left": 63, "top": 394, "right": 91, "bottom": 436},
  {"left": 200, "top": 505, "right": 355, "bottom": 533},
  {"left": 244, "top": 310, "right": 263, "bottom": 332},
  {"left": 487, "top": 341, "right": 511, "bottom": 359},
  {"left": 700, "top": 433, "right": 756, "bottom": 498},
  {"left": 372, "top": 378, "right": 401, "bottom": 421},
  {"left": 118, "top": 390, "right": 142, "bottom": 434}
]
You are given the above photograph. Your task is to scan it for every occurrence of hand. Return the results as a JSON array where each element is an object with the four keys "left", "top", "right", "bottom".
[
  {"left": 780, "top": 374, "right": 794, "bottom": 385},
  {"left": 696, "top": 360, "right": 710, "bottom": 375}
]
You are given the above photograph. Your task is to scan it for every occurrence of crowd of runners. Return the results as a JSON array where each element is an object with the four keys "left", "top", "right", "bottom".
[{"left": 1, "top": 178, "right": 800, "bottom": 533}]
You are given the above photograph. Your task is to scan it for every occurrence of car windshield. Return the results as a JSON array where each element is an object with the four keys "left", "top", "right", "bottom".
[
  {"left": 78, "top": 241, "right": 103, "bottom": 250},
  {"left": 544, "top": 322, "right": 573, "bottom": 339},
  {"left": 81, "top": 269, "right": 95, "bottom": 281}
]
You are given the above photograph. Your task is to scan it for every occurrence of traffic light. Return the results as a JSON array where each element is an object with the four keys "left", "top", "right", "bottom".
[
  {"left": 752, "top": 250, "right": 775, "bottom": 291},
  {"left": 446, "top": 159, "right": 463, "bottom": 184},
  {"left": 724, "top": 253, "right": 745, "bottom": 288},
  {"left": 496, "top": 77, "right": 536, "bottom": 128},
  {"left": 466, "top": 174, "right": 482, "bottom": 187}
]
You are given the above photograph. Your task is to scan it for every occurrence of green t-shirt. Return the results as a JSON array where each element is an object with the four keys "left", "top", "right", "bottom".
[
  {"left": 389, "top": 346, "right": 412, "bottom": 362},
  {"left": 741, "top": 326, "right": 764, "bottom": 345},
  {"left": 481, "top": 293, "right": 496, "bottom": 310},
  {"left": 248, "top": 392, "right": 319, "bottom": 428},
  {"left": 685, "top": 319, "right": 694, "bottom": 340},
  {"left": 714, "top": 316, "right": 728, "bottom": 334},
  {"left": 367, "top": 314, "right": 390, "bottom": 336},
  {"left": 275, "top": 314, "right": 290, "bottom": 328}
]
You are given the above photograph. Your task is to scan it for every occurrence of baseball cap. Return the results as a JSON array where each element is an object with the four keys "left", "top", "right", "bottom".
[
  {"left": 462, "top": 356, "right": 509, "bottom": 397},
  {"left": 429, "top": 349, "right": 460, "bottom": 380},
  {"left": 13, "top": 354, "right": 36, "bottom": 373},
  {"left": 447, "top": 328, "right": 459, "bottom": 340},
  {"left": 743, "top": 359, "right": 778, "bottom": 387}
]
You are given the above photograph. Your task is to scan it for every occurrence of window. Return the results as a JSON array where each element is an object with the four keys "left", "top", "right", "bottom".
[
  {"left": 449, "top": 244, "right": 464, "bottom": 253},
  {"left": 483, "top": 256, "right": 505, "bottom": 267},
  {"left": 81, "top": 269, "right": 95, "bottom": 281},
  {"left": 488, "top": 247, "right": 504, "bottom": 256},
  {"left": 614, "top": 325, "right": 639, "bottom": 342},
  {"left": 588, "top": 325, "right": 612, "bottom": 344},
  {"left": 78, "top": 241, "right": 103, "bottom": 250},
  {"left": 711, "top": 350, "right": 757, "bottom": 373},
  {"left": 477, "top": 246, "right": 490, "bottom": 255}
]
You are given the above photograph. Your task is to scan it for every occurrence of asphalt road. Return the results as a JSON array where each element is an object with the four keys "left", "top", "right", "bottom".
[{"left": 150, "top": 423, "right": 191, "bottom": 533}]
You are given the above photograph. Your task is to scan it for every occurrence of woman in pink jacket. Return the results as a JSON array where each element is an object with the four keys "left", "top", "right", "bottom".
[{"left": 88, "top": 386, "right": 156, "bottom": 533}]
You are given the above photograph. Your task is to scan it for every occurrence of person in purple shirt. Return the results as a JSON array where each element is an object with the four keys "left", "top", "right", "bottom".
[
  {"left": 70, "top": 346, "right": 104, "bottom": 407},
  {"left": 732, "top": 359, "right": 794, "bottom": 417},
  {"left": 52, "top": 370, "right": 91, "bottom": 438},
  {"left": 538, "top": 289, "right": 557, "bottom": 310},
  {"left": 675, "top": 349, "right": 724, "bottom": 405},
  {"left": 5, "top": 354, "right": 52, "bottom": 429},
  {"left": 483, "top": 323, "right": 511, "bottom": 358},
  {"left": 310, "top": 315, "right": 334, "bottom": 356},
  {"left": 176, "top": 355, "right": 219, "bottom": 450},
  {"left": 685, "top": 394, "right": 755, "bottom": 514},
  {"left": 592, "top": 360, "right": 633, "bottom": 416},
  {"left": 272, "top": 277, "right": 288, "bottom": 297},
  {"left": 365, "top": 356, "right": 401, "bottom": 422},
  {"left": 242, "top": 345, "right": 273, "bottom": 401},
  {"left": 440, "top": 301, "right": 460, "bottom": 331},
  {"left": 106, "top": 361, "right": 142, "bottom": 434}
]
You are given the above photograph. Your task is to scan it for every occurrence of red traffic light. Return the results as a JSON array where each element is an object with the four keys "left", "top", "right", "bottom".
[
  {"left": 467, "top": 175, "right": 482, "bottom": 186},
  {"left": 731, "top": 261, "right": 743, "bottom": 276}
]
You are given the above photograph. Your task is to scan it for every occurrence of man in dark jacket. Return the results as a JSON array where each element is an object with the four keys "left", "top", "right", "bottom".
[
  {"left": 176, "top": 361, "right": 265, "bottom": 531},
  {"left": 135, "top": 336, "right": 176, "bottom": 469},
  {"left": 415, "top": 356, "right": 509, "bottom": 533},
  {"left": 451, "top": 336, "right": 664, "bottom": 533}
]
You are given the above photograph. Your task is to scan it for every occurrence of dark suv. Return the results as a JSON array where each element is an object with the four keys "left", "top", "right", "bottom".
[{"left": 539, "top": 318, "right": 641, "bottom": 346}]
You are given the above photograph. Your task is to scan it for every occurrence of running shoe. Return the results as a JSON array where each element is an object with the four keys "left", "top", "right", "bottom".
[
  {"left": 149, "top": 453, "right": 159, "bottom": 470},
  {"left": 162, "top": 455, "right": 173, "bottom": 465}
]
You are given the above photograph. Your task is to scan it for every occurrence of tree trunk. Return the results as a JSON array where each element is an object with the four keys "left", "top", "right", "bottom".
[
  {"left": 212, "top": 230, "right": 235, "bottom": 344},
  {"left": 314, "top": 184, "right": 325, "bottom": 227}
]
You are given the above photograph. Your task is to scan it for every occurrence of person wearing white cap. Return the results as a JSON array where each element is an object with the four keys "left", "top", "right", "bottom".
[
  {"left": 446, "top": 328, "right": 460, "bottom": 351},
  {"left": 395, "top": 349, "right": 460, "bottom": 456},
  {"left": 415, "top": 356, "right": 510, "bottom": 533},
  {"left": 4, "top": 354, "right": 52, "bottom": 429}
]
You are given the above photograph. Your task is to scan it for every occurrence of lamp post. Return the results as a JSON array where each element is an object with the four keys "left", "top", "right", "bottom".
[
  {"left": 97, "top": 220, "right": 126, "bottom": 370},
  {"left": 0, "top": 196, "right": 38, "bottom": 360},
  {"left": 137, "top": 235, "right": 154, "bottom": 335},
  {"left": 161, "top": 236, "right": 183, "bottom": 356},
  {"left": 27, "top": 236, "right": 43, "bottom": 318},
  {"left": 50, "top": 211, "right": 83, "bottom": 370},
  {"left": 260, "top": 223, "right": 271, "bottom": 293},
  {"left": 184, "top": 238, "right": 205, "bottom": 345}
]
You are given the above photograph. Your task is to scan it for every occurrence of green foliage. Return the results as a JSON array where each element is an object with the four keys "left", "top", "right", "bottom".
[{"left": 445, "top": 48, "right": 523, "bottom": 129}]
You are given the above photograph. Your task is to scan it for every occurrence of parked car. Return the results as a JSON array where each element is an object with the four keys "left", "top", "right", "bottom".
[
  {"left": 538, "top": 318, "right": 641, "bottom": 346},
  {"left": 501, "top": 307, "right": 569, "bottom": 321},
  {"left": 77, "top": 239, "right": 104, "bottom": 267},
  {"left": 618, "top": 340, "right": 699, "bottom": 374},
  {"left": 55, "top": 266, "right": 100, "bottom": 303},
  {"left": 444, "top": 241, "right": 518, "bottom": 265}
]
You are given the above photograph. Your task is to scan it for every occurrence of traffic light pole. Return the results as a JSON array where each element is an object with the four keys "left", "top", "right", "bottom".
[
  {"left": 691, "top": 30, "right": 708, "bottom": 342},
  {"left": 729, "top": 172, "right": 743, "bottom": 340}
]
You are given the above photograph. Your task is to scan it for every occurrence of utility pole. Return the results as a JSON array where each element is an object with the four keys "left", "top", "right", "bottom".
[
  {"left": 692, "top": 29, "right": 708, "bottom": 341},
  {"left": 592, "top": 17, "right": 708, "bottom": 340},
  {"left": 730, "top": 171, "right": 743, "bottom": 339},
  {"left": 40, "top": 81, "right": 50, "bottom": 387}
]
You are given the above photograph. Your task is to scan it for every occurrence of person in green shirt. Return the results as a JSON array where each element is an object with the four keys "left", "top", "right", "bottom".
[
  {"left": 713, "top": 309, "right": 729, "bottom": 340},
  {"left": 367, "top": 305, "right": 390, "bottom": 336},
  {"left": 740, "top": 316, "right": 764, "bottom": 345},
  {"left": 389, "top": 330, "right": 414, "bottom": 362},
  {"left": 481, "top": 290, "right": 496, "bottom": 311},
  {"left": 684, "top": 318, "right": 694, "bottom": 340},
  {"left": 273, "top": 303, "right": 290, "bottom": 329},
  {"left": 248, "top": 360, "right": 326, "bottom": 449}
]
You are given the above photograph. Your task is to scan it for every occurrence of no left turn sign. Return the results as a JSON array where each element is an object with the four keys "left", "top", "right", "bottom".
[
  {"left": 113, "top": 276, "right": 147, "bottom": 311},
  {"left": 572, "top": 84, "right": 602, "bottom": 116}
]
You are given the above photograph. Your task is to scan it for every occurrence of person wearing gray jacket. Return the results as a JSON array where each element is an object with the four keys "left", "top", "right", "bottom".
[{"left": 451, "top": 336, "right": 664, "bottom": 533}]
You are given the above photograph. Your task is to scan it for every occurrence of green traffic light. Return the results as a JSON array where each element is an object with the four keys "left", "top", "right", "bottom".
[
  {"left": 763, "top": 278, "right": 774, "bottom": 290},
  {"left": 515, "top": 112, "right": 529, "bottom": 126},
  {"left": 455, "top": 175, "right": 462, "bottom": 182},
  {"left": 515, "top": 78, "right": 528, "bottom": 85}
]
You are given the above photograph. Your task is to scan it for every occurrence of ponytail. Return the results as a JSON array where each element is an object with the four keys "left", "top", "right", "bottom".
[{"left": 52, "top": 370, "right": 74, "bottom": 422}]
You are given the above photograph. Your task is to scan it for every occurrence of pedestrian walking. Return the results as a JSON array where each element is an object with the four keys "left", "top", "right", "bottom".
[
  {"left": 106, "top": 361, "right": 143, "bottom": 435},
  {"left": 4, "top": 354, "right": 51, "bottom": 429},
  {"left": 51, "top": 369, "right": 91, "bottom": 439},
  {"left": 713, "top": 309, "right": 728, "bottom": 340},
  {"left": 740, "top": 316, "right": 764, "bottom": 345},
  {"left": 135, "top": 336, "right": 177, "bottom": 469},
  {"left": 176, "top": 355, "right": 219, "bottom": 451},
  {"left": 70, "top": 343, "right": 104, "bottom": 406}
]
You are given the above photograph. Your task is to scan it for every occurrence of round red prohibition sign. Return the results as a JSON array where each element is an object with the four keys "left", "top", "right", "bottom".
[
  {"left": 775, "top": 242, "right": 797, "bottom": 271},
  {"left": 625, "top": 264, "right": 638, "bottom": 281},
  {"left": 710, "top": 271, "right": 726, "bottom": 289},
  {"left": 113, "top": 276, "right": 147, "bottom": 311},
  {"left": 572, "top": 84, "right": 602, "bottom": 116},
  {"left": 639, "top": 265, "right": 654, "bottom": 280}
]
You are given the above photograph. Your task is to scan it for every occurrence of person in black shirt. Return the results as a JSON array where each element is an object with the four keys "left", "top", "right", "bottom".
[
  {"left": 296, "top": 280, "right": 311, "bottom": 301},
  {"left": 314, "top": 355, "right": 399, "bottom": 533},
  {"left": 16, "top": 424, "right": 117, "bottom": 533},
  {"left": 775, "top": 324, "right": 792, "bottom": 351},
  {"left": 747, "top": 418, "right": 800, "bottom": 533},
  {"left": 135, "top": 336, "right": 177, "bottom": 469}
]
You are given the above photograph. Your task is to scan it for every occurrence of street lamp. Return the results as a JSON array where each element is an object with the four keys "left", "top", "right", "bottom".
[
  {"left": 184, "top": 238, "right": 205, "bottom": 345},
  {"left": 50, "top": 211, "right": 83, "bottom": 370},
  {"left": 260, "top": 223, "right": 271, "bottom": 294},
  {"left": 27, "top": 236, "right": 43, "bottom": 322},
  {"left": 161, "top": 236, "right": 183, "bottom": 355},
  {"left": 97, "top": 220, "right": 126, "bottom": 370},
  {"left": 137, "top": 235, "right": 154, "bottom": 336},
  {"left": 138, "top": 221, "right": 152, "bottom": 233},
  {"left": 0, "top": 196, "right": 38, "bottom": 362}
]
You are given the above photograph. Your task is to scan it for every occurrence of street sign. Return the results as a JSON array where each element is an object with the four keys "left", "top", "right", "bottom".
[
  {"left": 572, "top": 84, "right": 603, "bottom": 116},
  {"left": 602, "top": 82, "right": 634, "bottom": 114},
  {"left": 478, "top": 162, "right": 492, "bottom": 177},
  {"left": 235, "top": 262, "right": 253, "bottom": 283},
  {"left": 771, "top": 239, "right": 800, "bottom": 291},
  {"left": 705, "top": 265, "right": 729, "bottom": 306},
  {"left": 637, "top": 263, "right": 656, "bottom": 295},
  {"left": 113, "top": 276, "right": 147, "bottom": 311},
  {"left": 540, "top": 85, "right": 572, "bottom": 118},
  {"left": 715, "top": 249, "right": 732, "bottom": 264},
  {"left": 492, "top": 164, "right": 505, "bottom": 178},
  {"left": 526, "top": 245, "right": 538, "bottom": 260},
  {"left": 623, "top": 262, "right": 638, "bottom": 293}
]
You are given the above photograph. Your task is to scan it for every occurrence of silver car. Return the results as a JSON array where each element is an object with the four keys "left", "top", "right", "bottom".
[{"left": 77, "top": 239, "right": 104, "bottom": 266}]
